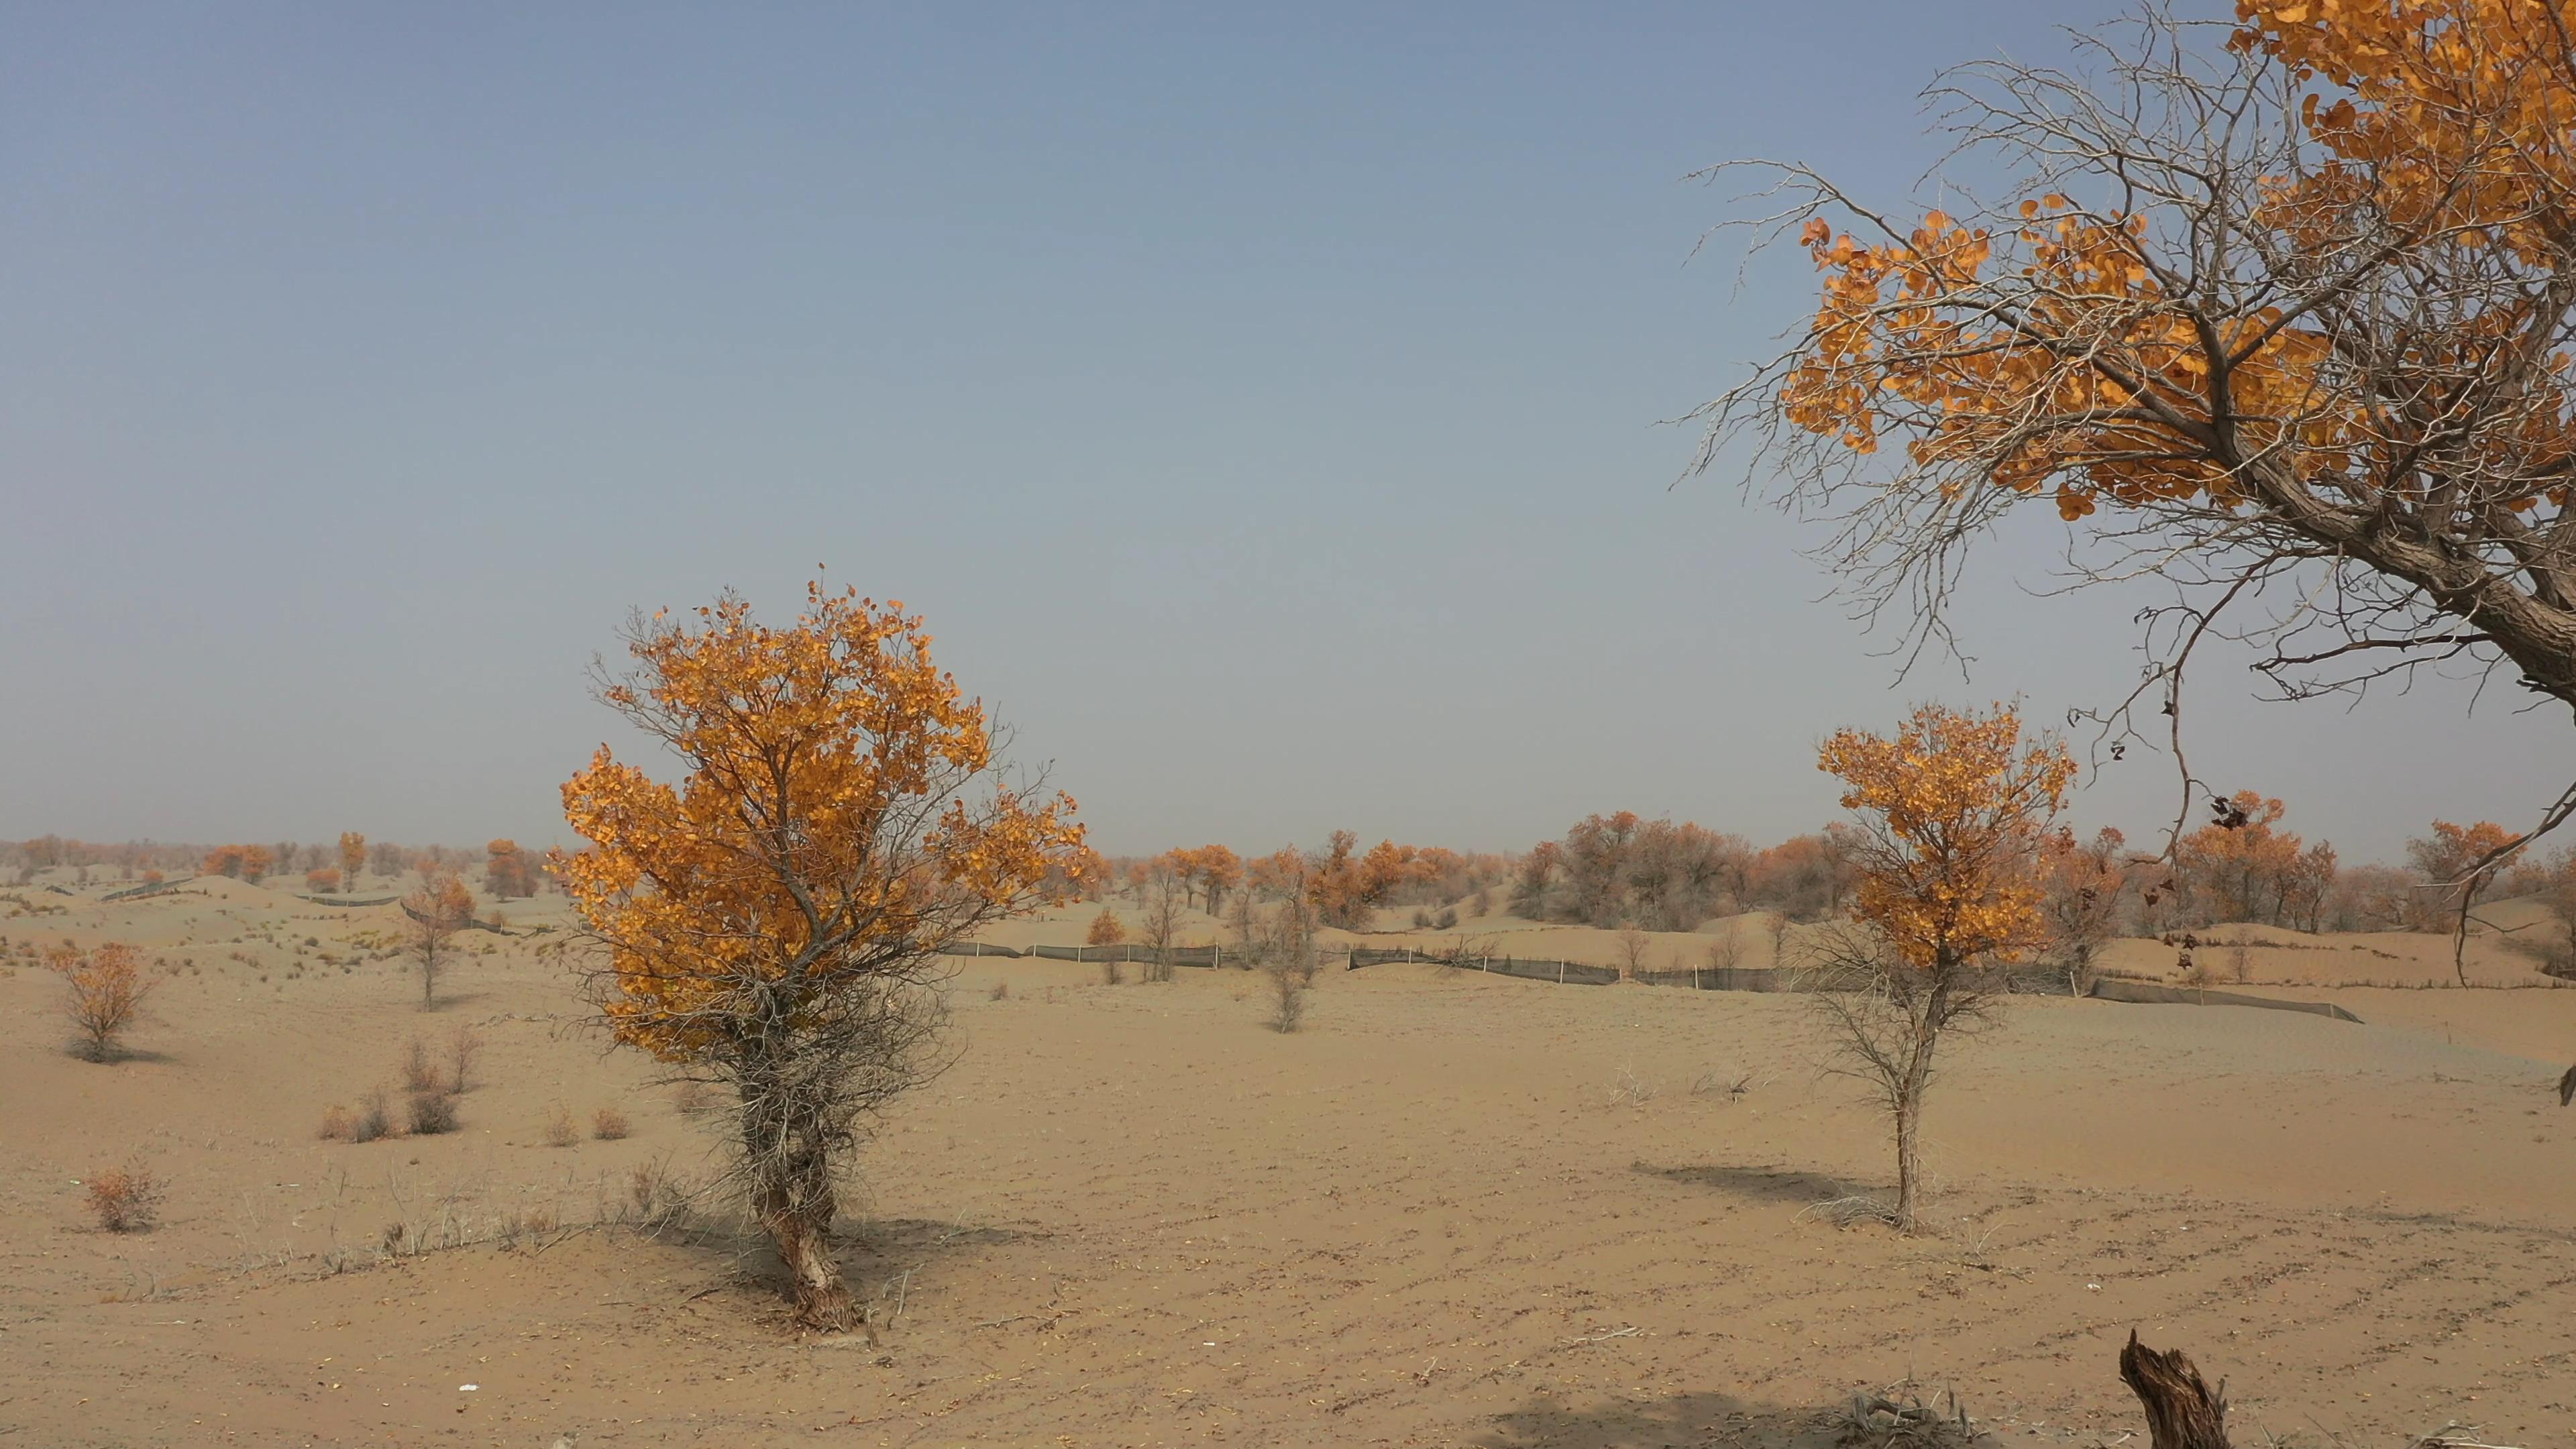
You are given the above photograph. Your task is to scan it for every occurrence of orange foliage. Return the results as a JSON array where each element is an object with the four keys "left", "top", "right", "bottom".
[
  {"left": 1780, "top": 3, "right": 2576, "bottom": 526},
  {"left": 484, "top": 839, "right": 537, "bottom": 899},
  {"left": 556, "top": 584, "right": 1083, "bottom": 1064},
  {"left": 2407, "top": 818, "right": 2524, "bottom": 921},
  {"left": 305, "top": 867, "right": 342, "bottom": 894},
  {"left": 2175, "top": 792, "right": 2337, "bottom": 928},
  {"left": 1167, "top": 845, "right": 1244, "bottom": 915},
  {"left": 1305, "top": 832, "right": 1429, "bottom": 930},
  {"left": 53, "top": 941, "right": 152, "bottom": 1063},
  {"left": 201, "top": 843, "right": 274, "bottom": 881},
  {"left": 1086, "top": 908, "right": 1126, "bottom": 945},
  {"left": 1818, "top": 704, "right": 2074, "bottom": 971},
  {"left": 338, "top": 831, "right": 367, "bottom": 883}
]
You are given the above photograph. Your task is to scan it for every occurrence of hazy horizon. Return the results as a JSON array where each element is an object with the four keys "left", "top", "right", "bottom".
[{"left": 7, "top": 3, "right": 2564, "bottom": 863}]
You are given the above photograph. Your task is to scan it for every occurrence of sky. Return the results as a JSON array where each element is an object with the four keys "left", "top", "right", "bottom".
[{"left": 3, "top": 2, "right": 2565, "bottom": 863}]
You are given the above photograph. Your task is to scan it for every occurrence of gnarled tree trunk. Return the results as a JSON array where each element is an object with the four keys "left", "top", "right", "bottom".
[{"left": 2119, "top": 1332, "right": 2230, "bottom": 1449}]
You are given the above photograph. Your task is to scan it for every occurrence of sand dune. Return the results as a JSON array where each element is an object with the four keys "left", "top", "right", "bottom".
[{"left": 3, "top": 878, "right": 2573, "bottom": 1446}]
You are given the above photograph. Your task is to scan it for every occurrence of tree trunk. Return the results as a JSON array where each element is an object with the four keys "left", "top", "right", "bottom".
[
  {"left": 2118, "top": 1333, "right": 2230, "bottom": 1449},
  {"left": 1892, "top": 1073, "right": 1923, "bottom": 1232},
  {"left": 752, "top": 1150, "right": 856, "bottom": 1331},
  {"left": 1891, "top": 983, "right": 1942, "bottom": 1232}
]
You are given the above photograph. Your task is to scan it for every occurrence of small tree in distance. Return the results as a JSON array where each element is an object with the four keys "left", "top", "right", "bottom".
[
  {"left": 402, "top": 871, "right": 474, "bottom": 1010},
  {"left": 1138, "top": 878, "right": 1184, "bottom": 983},
  {"left": 1815, "top": 703, "right": 2073, "bottom": 1232},
  {"left": 54, "top": 942, "right": 152, "bottom": 1063},
  {"left": 339, "top": 831, "right": 367, "bottom": 885},
  {"left": 557, "top": 582, "right": 1083, "bottom": 1330},
  {"left": 2408, "top": 820, "right": 2524, "bottom": 983}
]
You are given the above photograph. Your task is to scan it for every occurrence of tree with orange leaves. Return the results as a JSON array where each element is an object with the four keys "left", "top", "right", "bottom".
[
  {"left": 402, "top": 869, "right": 475, "bottom": 1010},
  {"left": 53, "top": 941, "right": 151, "bottom": 1063},
  {"left": 338, "top": 831, "right": 367, "bottom": 886},
  {"left": 1699, "top": 2, "right": 2576, "bottom": 870},
  {"left": 484, "top": 839, "right": 536, "bottom": 899},
  {"left": 2410, "top": 820, "right": 2524, "bottom": 981},
  {"left": 1815, "top": 703, "right": 2074, "bottom": 1231},
  {"left": 557, "top": 582, "right": 1083, "bottom": 1330}
]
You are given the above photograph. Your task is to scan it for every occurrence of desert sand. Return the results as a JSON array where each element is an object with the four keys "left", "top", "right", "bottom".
[{"left": 4, "top": 874, "right": 2574, "bottom": 1447}]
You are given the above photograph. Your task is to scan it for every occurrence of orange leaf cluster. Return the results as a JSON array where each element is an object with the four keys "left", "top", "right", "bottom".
[
  {"left": 1784, "top": 1, "right": 2576, "bottom": 521},
  {"left": 1817, "top": 704, "right": 2075, "bottom": 971},
  {"left": 557, "top": 586, "right": 1083, "bottom": 1063}
]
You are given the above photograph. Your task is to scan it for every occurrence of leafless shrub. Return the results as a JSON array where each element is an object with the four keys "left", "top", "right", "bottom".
[
  {"left": 353, "top": 1089, "right": 396, "bottom": 1144},
  {"left": 1805, "top": 924, "right": 1990, "bottom": 1232},
  {"left": 407, "top": 1089, "right": 458, "bottom": 1135},
  {"left": 1139, "top": 877, "right": 1184, "bottom": 983},
  {"left": 1615, "top": 927, "right": 1652, "bottom": 981},
  {"left": 672, "top": 1080, "right": 717, "bottom": 1116},
  {"left": 445, "top": 1025, "right": 482, "bottom": 1093},
  {"left": 400, "top": 1037, "right": 440, "bottom": 1093},
  {"left": 1259, "top": 896, "right": 1319, "bottom": 1033},
  {"left": 542, "top": 1102, "right": 578, "bottom": 1148},
  {"left": 319, "top": 1104, "right": 356, "bottom": 1141},
  {"left": 592, "top": 1106, "right": 630, "bottom": 1140},
  {"left": 2226, "top": 939, "right": 2252, "bottom": 985},
  {"left": 84, "top": 1163, "right": 165, "bottom": 1233},
  {"left": 987, "top": 979, "right": 1010, "bottom": 1002},
  {"left": 1605, "top": 1062, "right": 1656, "bottom": 1108}
]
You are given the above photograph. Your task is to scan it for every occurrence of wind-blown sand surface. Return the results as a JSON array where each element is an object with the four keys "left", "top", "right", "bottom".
[{"left": 3, "top": 881, "right": 2574, "bottom": 1446}]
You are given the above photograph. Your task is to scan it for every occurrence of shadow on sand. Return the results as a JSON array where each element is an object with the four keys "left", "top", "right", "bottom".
[{"left": 1478, "top": 1387, "right": 1841, "bottom": 1449}]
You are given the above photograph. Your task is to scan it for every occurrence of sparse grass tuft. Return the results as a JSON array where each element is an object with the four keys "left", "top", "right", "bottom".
[
  {"left": 592, "top": 1106, "right": 630, "bottom": 1140},
  {"left": 543, "top": 1102, "right": 578, "bottom": 1148},
  {"left": 318, "top": 1104, "right": 356, "bottom": 1141}
]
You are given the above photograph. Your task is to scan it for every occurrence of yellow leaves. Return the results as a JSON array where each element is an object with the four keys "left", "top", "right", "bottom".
[
  {"left": 1817, "top": 704, "right": 2072, "bottom": 971},
  {"left": 559, "top": 583, "right": 1085, "bottom": 1063}
]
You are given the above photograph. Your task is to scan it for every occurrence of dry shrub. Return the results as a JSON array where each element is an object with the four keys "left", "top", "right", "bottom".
[
  {"left": 1833, "top": 1385, "right": 1981, "bottom": 1449},
  {"left": 353, "top": 1089, "right": 396, "bottom": 1144},
  {"left": 318, "top": 1104, "right": 356, "bottom": 1141},
  {"left": 400, "top": 1037, "right": 440, "bottom": 1093},
  {"left": 543, "top": 1102, "right": 578, "bottom": 1148},
  {"left": 988, "top": 979, "right": 1010, "bottom": 1001},
  {"left": 672, "top": 1080, "right": 716, "bottom": 1116},
  {"left": 84, "top": 1165, "right": 164, "bottom": 1233},
  {"left": 445, "top": 1025, "right": 482, "bottom": 1093},
  {"left": 54, "top": 941, "right": 152, "bottom": 1063},
  {"left": 407, "top": 1089, "right": 458, "bottom": 1135},
  {"left": 592, "top": 1106, "right": 630, "bottom": 1140}
]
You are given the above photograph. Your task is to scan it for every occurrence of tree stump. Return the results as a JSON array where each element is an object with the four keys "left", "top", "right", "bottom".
[{"left": 2118, "top": 1332, "right": 2230, "bottom": 1449}]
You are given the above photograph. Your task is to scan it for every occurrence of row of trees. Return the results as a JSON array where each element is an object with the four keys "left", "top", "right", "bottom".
[{"left": 13, "top": 831, "right": 560, "bottom": 901}]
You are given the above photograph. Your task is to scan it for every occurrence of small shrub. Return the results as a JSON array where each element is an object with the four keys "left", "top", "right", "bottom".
[
  {"left": 592, "top": 1106, "right": 629, "bottom": 1140},
  {"left": 1411, "top": 908, "right": 1434, "bottom": 929},
  {"left": 353, "top": 1089, "right": 395, "bottom": 1143},
  {"left": 988, "top": 979, "right": 1010, "bottom": 1002},
  {"left": 84, "top": 1165, "right": 164, "bottom": 1232},
  {"left": 1435, "top": 906, "right": 1458, "bottom": 930},
  {"left": 407, "top": 1090, "right": 458, "bottom": 1135},
  {"left": 54, "top": 941, "right": 152, "bottom": 1063},
  {"left": 445, "top": 1025, "right": 482, "bottom": 1094},
  {"left": 400, "top": 1037, "right": 440, "bottom": 1093},
  {"left": 672, "top": 1080, "right": 717, "bottom": 1116},
  {"left": 543, "top": 1102, "right": 578, "bottom": 1148},
  {"left": 318, "top": 1104, "right": 356, "bottom": 1141}
]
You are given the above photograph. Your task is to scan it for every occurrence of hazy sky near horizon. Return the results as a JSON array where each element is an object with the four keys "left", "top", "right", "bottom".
[{"left": 4, "top": 3, "right": 2564, "bottom": 863}]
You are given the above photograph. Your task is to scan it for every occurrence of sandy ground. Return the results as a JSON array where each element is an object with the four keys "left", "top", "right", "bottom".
[{"left": 4, "top": 877, "right": 2575, "bottom": 1447}]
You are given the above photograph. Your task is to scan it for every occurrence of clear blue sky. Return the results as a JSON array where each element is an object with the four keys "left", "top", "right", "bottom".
[{"left": 3, "top": 3, "right": 2559, "bottom": 861}]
